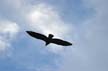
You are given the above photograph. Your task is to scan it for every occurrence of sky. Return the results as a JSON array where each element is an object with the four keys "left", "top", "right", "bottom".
[{"left": 0, "top": 0, "right": 108, "bottom": 71}]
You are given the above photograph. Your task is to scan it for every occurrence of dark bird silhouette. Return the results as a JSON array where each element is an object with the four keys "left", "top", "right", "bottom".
[{"left": 26, "top": 31, "right": 72, "bottom": 46}]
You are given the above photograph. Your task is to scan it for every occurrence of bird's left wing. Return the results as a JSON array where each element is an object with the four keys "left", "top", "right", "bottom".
[
  {"left": 26, "top": 31, "right": 47, "bottom": 42},
  {"left": 52, "top": 38, "right": 72, "bottom": 46}
]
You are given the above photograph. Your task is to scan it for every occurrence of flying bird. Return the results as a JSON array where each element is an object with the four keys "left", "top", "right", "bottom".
[{"left": 26, "top": 31, "right": 72, "bottom": 46}]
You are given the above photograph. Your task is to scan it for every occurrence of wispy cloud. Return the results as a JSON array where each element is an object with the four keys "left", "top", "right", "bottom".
[
  {"left": 27, "top": 3, "right": 70, "bottom": 37},
  {"left": 26, "top": 3, "right": 71, "bottom": 53},
  {"left": 59, "top": 0, "right": 108, "bottom": 71},
  {"left": 0, "top": 20, "right": 19, "bottom": 56}
]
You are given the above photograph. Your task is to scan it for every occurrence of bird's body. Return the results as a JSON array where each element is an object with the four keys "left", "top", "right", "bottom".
[
  {"left": 45, "top": 34, "right": 53, "bottom": 46},
  {"left": 26, "top": 31, "right": 72, "bottom": 46}
]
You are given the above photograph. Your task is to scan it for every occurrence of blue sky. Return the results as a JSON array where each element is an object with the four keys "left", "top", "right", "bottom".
[{"left": 0, "top": 0, "right": 108, "bottom": 71}]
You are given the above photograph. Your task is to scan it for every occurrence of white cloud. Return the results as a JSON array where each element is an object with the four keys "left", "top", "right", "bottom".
[
  {"left": 27, "top": 4, "right": 69, "bottom": 37},
  {"left": 0, "top": 20, "right": 19, "bottom": 56},
  {"left": 0, "top": 40, "right": 10, "bottom": 52},
  {"left": 26, "top": 3, "right": 72, "bottom": 53}
]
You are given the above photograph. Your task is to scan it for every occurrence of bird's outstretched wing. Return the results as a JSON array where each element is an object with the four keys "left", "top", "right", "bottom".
[
  {"left": 52, "top": 38, "right": 72, "bottom": 46},
  {"left": 26, "top": 31, "right": 47, "bottom": 42}
]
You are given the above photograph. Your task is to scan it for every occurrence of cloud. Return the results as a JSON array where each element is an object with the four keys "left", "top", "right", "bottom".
[
  {"left": 0, "top": 20, "right": 19, "bottom": 57},
  {"left": 0, "top": 0, "right": 23, "bottom": 9},
  {"left": 0, "top": 1, "right": 73, "bottom": 71},
  {"left": 26, "top": 3, "right": 72, "bottom": 53},
  {"left": 27, "top": 4, "right": 69, "bottom": 37},
  {"left": 58, "top": 0, "right": 108, "bottom": 71},
  {"left": 0, "top": 40, "right": 10, "bottom": 52},
  {"left": 0, "top": 1, "right": 72, "bottom": 70}
]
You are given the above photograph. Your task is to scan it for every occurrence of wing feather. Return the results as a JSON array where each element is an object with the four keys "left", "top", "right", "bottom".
[
  {"left": 52, "top": 38, "right": 72, "bottom": 46},
  {"left": 26, "top": 31, "right": 47, "bottom": 41}
]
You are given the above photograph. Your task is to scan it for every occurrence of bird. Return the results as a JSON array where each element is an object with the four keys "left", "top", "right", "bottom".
[{"left": 26, "top": 31, "right": 72, "bottom": 46}]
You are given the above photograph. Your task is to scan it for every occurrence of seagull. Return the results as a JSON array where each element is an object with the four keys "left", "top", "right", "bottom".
[{"left": 26, "top": 31, "right": 72, "bottom": 46}]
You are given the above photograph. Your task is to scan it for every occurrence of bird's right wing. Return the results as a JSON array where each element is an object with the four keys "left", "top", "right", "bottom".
[
  {"left": 26, "top": 31, "right": 47, "bottom": 42},
  {"left": 52, "top": 38, "right": 72, "bottom": 46}
]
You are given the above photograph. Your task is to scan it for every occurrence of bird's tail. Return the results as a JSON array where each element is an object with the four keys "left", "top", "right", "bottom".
[{"left": 45, "top": 42, "right": 50, "bottom": 46}]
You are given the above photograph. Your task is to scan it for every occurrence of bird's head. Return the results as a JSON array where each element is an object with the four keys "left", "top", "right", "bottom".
[{"left": 48, "top": 34, "right": 54, "bottom": 38}]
